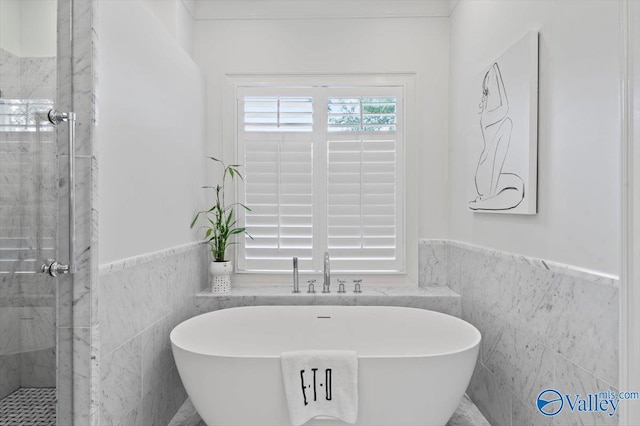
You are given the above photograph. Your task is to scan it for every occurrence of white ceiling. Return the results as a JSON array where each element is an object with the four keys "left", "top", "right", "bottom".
[{"left": 193, "top": 0, "right": 459, "bottom": 20}]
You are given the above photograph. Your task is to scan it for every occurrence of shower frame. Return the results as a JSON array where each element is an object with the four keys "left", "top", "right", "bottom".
[
  {"left": 54, "top": 0, "right": 99, "bottom": 424},
  {"left": 621, "top": 1, "right": 640, "bottom": 425}
]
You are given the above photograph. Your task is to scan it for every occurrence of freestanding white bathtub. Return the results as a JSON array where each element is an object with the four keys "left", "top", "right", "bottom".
[{"left": 170, "top": 306, "right": 481, "bottom": 426}]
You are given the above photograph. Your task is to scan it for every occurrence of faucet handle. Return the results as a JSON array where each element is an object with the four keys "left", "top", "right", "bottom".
[
  {"left": 307, "top": 279, "right": 316, "bottom": 294},
  {"left": 353, "top": 279, "right": 362, "bottom": 293},
  {"left": 337, "top": 279, "right": 346, "bottom": 294}
]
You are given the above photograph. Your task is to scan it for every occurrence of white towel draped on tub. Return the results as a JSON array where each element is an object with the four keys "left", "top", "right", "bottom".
[{"left": 280, "top": 350, "right": 358, "bottom": 426}]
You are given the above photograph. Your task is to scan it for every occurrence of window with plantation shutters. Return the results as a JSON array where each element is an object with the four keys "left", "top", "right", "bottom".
[{"left": 236, "top": 86, "right": 404, "bottom": 273}]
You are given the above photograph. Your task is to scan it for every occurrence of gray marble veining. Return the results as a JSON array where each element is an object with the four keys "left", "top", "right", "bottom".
[
  {"left": 141, "top": 315, "right": 176, "bottom": 396},
  {"left": 20, "top": 307, "right": 55, "bottom": 352},
  {"left": 468, "top": 362, "right": 513, "bottom": 426},
  {"left": 99, "top": 244, "right": 204, "bottom": 355},
  {"left": 54, "top": 326, "right": 98, "bottom": 426},
  {"left": 553, "top": 354, "right": 618, "bottom": 426},
  {"left": 60, "top": 1, "right": 100, "bottom": 422},
  {"left": 445, "top": 240, "right": 618, "bottom": 287},
  {"left": 418, "top": 239, "right": 449, "bottom": 288},
  {"left": 99, "top": 242, "right": 203, "bottom": 274},
  {"left": 477, "top": 307, "right": 554, "bottom": 408},
  {"left": 0, "top": 308, "right": 21, "bottom": 356},
  {"left": 447, "top": 394, "right": 492, "bottom": 426},
  {"left": 0, "top": 353, "right": 20, "bottom": 400},
  {"left": 56, "top": 327, "right": 73, "bottom": 425},
  {"left": 512, "top": 393, "right": 550, "bottom": 426},
  {"left": 0, "top": 48, "right": 20, "bottom": 92},
  {"left": 100, "top": 337, "right": 143, "bottom": 426},
  {"left": 420, "top": 239, "right": 619, "bottom": 426},
  {"left": 514, "top": 271, "right": 618, "bottom": 387},
  {"left": 99, "top": 242, "right": 207, "bottom": 426},
  {"left": 19, "top": 57, "right": 56, "bottom": 99},
  {"left": 20, "top": 347, "right": 56, "bottom": 387},
  {"left": 0, "top": 39, "right": 60, "bottom": 395}
]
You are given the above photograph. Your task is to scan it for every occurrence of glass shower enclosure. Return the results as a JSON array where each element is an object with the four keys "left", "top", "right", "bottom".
[{"left": 0, "top": 0, "right": 71, "bottom": 424}]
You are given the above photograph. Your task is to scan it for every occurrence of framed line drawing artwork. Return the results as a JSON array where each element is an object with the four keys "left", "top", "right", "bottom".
[{"left": 469, "top": 31, "right": 539, "bottom": 214}]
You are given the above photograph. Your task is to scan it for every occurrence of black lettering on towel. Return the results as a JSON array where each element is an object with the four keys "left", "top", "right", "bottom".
[
  {"left": 300, "top": 370, "right": 308, "bottom": 406},
  {"left": 299, "top": 368, "right": 333, "bottom": 406},
  {"left": 312, "top": 369, "right": 318, "bottom": 401}
]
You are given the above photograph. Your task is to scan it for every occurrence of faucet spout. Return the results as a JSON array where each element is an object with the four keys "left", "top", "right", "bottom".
[
  {"left": 292, "top": 257, "right": 299, "bottom": 293},
  {"left": 323, "top": 251, "right": 331, "bottom": 293}
]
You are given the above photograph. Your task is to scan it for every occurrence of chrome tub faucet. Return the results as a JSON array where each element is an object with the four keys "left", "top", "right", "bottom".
[
  {"left": 292, "top": 257, "right": 299, "bottom": 293},
  {"left": 323, "top": 251, "right": 331, "bottom": 293}
]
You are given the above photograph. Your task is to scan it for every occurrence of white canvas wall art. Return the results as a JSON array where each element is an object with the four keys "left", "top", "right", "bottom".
[{"left": 468, "top": 31, "right": 538, "bottom": 214}]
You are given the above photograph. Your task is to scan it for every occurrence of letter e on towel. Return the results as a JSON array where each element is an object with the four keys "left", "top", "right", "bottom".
[{"left": 281, "top": 350, "right": 358, "bottom": 425}]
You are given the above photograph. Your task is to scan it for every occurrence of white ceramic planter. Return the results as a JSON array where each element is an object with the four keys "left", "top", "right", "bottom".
[{"left": 210, "top": 261, "right": 232, "bottom": 294}]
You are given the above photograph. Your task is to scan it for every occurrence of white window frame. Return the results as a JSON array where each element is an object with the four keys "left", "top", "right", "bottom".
[{"left": 223, "top": 74, "right": 418, "bottom": 286}]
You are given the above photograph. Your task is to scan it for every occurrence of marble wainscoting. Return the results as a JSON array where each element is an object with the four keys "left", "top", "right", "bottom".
[
  {"left": 419, "top": 239, "right": 619, "bottom": 426},
  {"left": 98, "top": 242, "right": 208, "bottom": 426}
]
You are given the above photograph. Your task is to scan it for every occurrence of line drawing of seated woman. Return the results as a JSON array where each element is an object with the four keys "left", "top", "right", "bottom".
[{"left": 469, "top": 62, "right": 525, "bottom": 211}]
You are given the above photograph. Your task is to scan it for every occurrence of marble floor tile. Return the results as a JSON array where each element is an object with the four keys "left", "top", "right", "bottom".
[
  {"left": 447, "top": 394, "right": 491, "bottom": 426},
  {"left": 169, "top": 393, "right": 490, "bottom": 426}
]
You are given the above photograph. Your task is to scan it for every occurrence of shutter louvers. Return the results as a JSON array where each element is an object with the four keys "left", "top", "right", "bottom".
[
  {"left": 240, "top": 95, "right": 314, "bottom": 272},
  {"left": 244, "top": 97, "right": 313, "bottom": 133},
  {"left": 237, "top": 88, "right": 403, "bottom": 274},
  {"left": 327, "top": 137, "right": 399, "bottom": 271}
]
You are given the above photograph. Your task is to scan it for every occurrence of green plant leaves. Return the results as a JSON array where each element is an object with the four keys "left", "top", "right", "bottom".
[{"left": 191, "top": 156, "right": 253, "bottom": 261}]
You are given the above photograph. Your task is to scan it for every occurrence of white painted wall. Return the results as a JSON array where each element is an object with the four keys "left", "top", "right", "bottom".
[
  {"left": 194, "top": 17, "right": 450, "bottom": 232},
  {"left": 143, "top": 0, "right": 195, "bottom": 57},
  {"left": 96, "top": 0, "right": 206, "bottom": 264},
  {"left": 449, "top": 1, "right": 621, "bottom": 274},
  {"left": 194, "top": 17, "right": 449, "bottom": 281}
]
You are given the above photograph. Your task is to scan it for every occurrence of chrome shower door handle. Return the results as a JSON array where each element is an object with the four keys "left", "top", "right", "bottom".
[
  {"left": 41, "top": 260, "right": 70, "bottom": 277},
  {"left": 42, "top": 109, "right": 76, "bottom": 277}
]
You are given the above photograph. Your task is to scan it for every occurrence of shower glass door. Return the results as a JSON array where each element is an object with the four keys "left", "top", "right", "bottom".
[{"left": 0, "top": 1, "right": 64, "bottom": 424}]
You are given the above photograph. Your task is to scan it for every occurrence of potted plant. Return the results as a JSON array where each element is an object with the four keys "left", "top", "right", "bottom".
[{"left": 191, "top": 157, "right": 251, "bottom": 293}]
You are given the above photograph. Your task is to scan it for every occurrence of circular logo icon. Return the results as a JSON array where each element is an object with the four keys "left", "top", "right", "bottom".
[{"left": 537, "top": 389, "right": 563, "bottom": 417}]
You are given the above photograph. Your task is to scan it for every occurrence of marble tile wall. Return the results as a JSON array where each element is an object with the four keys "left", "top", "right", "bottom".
[
  {"left": 0, "top": 38, "right": 58, "bottom": 397},
  {"left": 0, "top": 306, "right": 21, "bottom": 400},
  {"left": 0, "top": 0, "right": 100, "bottom": 423},
  {"left": 419, "top": 239, "right": 619, "bottom": 426},
  {"left": 98, "top": 243, "right": 208, "bottom": 426},
  {"left": 418, "top": 239, "right": 451, "bottom": 290},
  {"left": 54, "top": 0, "right": 101, "bottom": 423}
]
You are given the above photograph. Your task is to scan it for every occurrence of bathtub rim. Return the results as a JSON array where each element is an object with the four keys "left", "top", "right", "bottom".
[{"left": 170, "top": 305, "right": 482, "bottom": 360}]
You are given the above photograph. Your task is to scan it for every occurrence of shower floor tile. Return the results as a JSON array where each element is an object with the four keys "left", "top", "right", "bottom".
[{"left": 0, "top": 388, "right": 56, "bottom": 426}]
